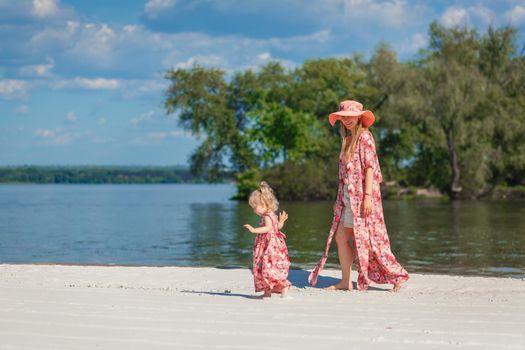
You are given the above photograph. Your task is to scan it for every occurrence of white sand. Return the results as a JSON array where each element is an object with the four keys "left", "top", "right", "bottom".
[{"left": 0, "top": 264, "right": 524, "bottom": 350}]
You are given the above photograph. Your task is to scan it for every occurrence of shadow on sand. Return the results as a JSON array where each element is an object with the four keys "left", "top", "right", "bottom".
[
  {"left": 180, "top": 268, "right": 388, "bottom": 299},
  {"left": 288, "top": 268, "right": 337, "bottom": 288},
  {"left": 180, "top": 290, "right": 261, "bottom": 299},
  {"left": 287, "top": 269, "right": 388, "bottom": 291}
]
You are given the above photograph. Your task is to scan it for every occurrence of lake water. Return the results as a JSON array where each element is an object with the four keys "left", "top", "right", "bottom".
[{"left": 1, "top": 184, "right": 524, "bottom": 278}]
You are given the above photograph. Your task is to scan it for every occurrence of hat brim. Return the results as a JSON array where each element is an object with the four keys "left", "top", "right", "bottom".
[{"left": 328, "top": 110, "right": 375, "bottom": 128}]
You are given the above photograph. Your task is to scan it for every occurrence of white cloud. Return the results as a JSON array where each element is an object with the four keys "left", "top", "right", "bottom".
[
  {"left": 131, "top": 110, "right": 156, "bottom": 127},
  {"left": 174, "top": 55, "right": 225, "bottom": 70},
  {"left": 15, "top": 105, "right": 30, "bottom": 114},
  {"left": 0, "top": 80, "right": 29, "bottom": 99},
  {"left": 144, "top": 0, "right": 176, "bottom": 19},
  {"left": 441, "top": 3, "right": 505, "bottom": 30},
  {"left": 19, "top": 59, "right": 54, "bottom": 78},
  {"left": 442, "top": 6, "right": 469, "bottom": 27},
  {"left": 52, "top": 77, "right": 120, "bottom": 90},
  {"left": 410, "top": 32, "right": 427, "bottom": 51},
  {"left": 33, "top": 127, "right": 72, "bottom": 145},
  {"left": 440, "top": 4, "right": 499, "bottom": 28},
  {"left": 136, "top": 129, "right": 193, "bottom": 144},
  {"left": 506, "top": 5, "right": 525, "bottom": 25},
  {"left": 32, "top": 0, "right": 58, "bottom": 18},
  {"left": 257, "top": 52, "right": 272, "bottom": 61},
  {"left": 119, "top": 79, "right": 168, "bottom": 99},
  {"left": 92, "top": 137, "right": 114, "bottom": 144},
  {"left": 75, "top": 77, "right": 119, "bottom": 90},
  {"left": 66, "top": 111, "right": 77, "bottom": 122},
  {"left": 30, "top": 22, "right": 117, "bottom": 68},
  {"left": 65, "top": 23, "right": 116, "bottom": 67},
  {"left": 469, "top": 4, "right": 494, "bottom": 26},
  {"left": 25, "top": 20, "right": 323, "bottom": 79},
  {"left": 339, "top": 0, "right": 417, "bottom": 28},
  {"left": 397, "top": 32, "right": 427, "bottom": 54},
  {"left": 0, "top": 0, "right": 73, "bottom": 22}
]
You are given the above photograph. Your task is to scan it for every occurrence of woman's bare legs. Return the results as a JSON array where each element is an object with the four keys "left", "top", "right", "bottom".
[{"left": 324, "top": 223, "right": 354, "bottom": 291}]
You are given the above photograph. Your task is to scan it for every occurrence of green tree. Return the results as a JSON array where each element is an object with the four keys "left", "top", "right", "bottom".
[
  {"left": 399, "top": 23, "right": 489, "bottom": 197},
  {"left": 163, "top": 22, "right": 525, "bottom": 200},
  {"left": 165, "top": 66, "right": 254, "bottom": 180},
  {"left": 479, "top": 26, "right": 525, "bottom": 187},
  {"left": 368, "top": 43, "right": 420, "bottom": 184}
]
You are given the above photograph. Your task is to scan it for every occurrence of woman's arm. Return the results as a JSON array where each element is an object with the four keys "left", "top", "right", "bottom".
[
  {"left": 363, "top": 167, "right": 373, "bottom": 216},
  {"left": 364, "top": 167, "right": 373, "bottom": 195},
  {"left": 359, "top": 132, "right": 376, "bottom": 217}
]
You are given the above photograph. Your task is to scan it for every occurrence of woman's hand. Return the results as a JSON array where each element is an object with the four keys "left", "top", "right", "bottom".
[
  {"left": 278, "top": 211, "right": 288, "bottom": 224},
  {"left": 363, "top": 194, "right": 372, "bottom": 217},
  {"left": 243, "top": 224, "right": 255, "bottom": 233}
]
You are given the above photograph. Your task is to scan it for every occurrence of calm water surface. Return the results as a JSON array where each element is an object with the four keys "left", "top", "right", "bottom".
[{"left": 1, "top": 184, "right": 524, "bottom": 278}]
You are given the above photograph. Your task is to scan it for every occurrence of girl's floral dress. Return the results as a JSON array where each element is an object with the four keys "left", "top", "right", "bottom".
[
  {"left": 309, "top": 131, "right": 409, "bottom": 291},
  {"left": 253, "top": 213, "right": 292, "bottom": 293}
]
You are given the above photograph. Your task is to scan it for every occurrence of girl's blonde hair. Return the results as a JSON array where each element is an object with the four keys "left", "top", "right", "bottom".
[
  {"left": 248, "top": 181, "right": 279, "bottom": 212},
  {"left": 339, "top": 120, "right": 366, "bottom": 162}
]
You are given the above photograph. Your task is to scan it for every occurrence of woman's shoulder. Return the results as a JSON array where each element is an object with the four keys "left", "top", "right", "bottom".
[{"left": 358, "top": 130, "right": 375, "bottom": 145}]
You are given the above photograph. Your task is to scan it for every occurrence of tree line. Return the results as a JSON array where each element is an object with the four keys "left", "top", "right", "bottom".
[
  {"left": 0, "top": 166, "right": 224, "bottom": 184},
  {"left": 164, "top": 22, "right": 525, "bottom": 200}
]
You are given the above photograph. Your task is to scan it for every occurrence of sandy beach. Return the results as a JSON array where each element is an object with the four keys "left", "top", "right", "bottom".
[{"left": 0, "top": 264, "right": 524, "bottom": 350}]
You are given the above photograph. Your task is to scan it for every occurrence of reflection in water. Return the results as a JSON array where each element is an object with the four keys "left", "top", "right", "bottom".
[
  {"left": 182, "top": 198, "right": 525, "bottom": 278},
  {"left": 0, "top": 185, "right": 524, "bottom": 278}
]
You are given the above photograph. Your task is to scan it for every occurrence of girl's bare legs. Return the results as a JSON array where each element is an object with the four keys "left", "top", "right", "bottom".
[
  {"left": 280, "top": 286, "right": 290, "bottom": 298},
  {"left": 391, "top": 282, "right": 402, "bottom": 293},
  {"left": 325, "top": 223, "right": 354, "bottom": 291},
  {"left": 263, "top": 287, "right": 291, "bottom": 298}
]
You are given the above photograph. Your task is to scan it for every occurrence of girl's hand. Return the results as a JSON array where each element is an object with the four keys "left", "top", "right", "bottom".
[
  {"left": 363, "top": 195, "right": 372, "bottom": 217},
  {"left": 243, "top": 224, "right": 255, "bottom": 233},
  {"left": 278, "top": 211, "right": 288, "bottom": 223}
]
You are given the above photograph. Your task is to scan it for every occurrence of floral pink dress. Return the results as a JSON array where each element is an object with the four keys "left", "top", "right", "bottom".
[
  {"left": 253, "top": 213, "right": 292, "bottom": 293},
  {"left": 309, "top": 131, "right": 409, "bottom": 291}
]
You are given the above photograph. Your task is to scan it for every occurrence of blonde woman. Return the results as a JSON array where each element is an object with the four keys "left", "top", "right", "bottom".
[
  {"left": 244, "top": 182, "right": 291, "bottom": 298},
  {"left": 309, "top": 100, "right": 409, "bottom": 292}
]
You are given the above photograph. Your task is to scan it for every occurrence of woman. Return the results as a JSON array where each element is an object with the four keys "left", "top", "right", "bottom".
[{"left": 309, "top": 100, "right": 409, "bottom": 292}]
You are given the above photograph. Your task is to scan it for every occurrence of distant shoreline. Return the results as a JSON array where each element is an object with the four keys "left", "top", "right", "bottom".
[
  {"left": 1, "top": 167, "right": 523, "bottom": 200},
  {"left": 0, "top": 165, "right": 233, "bottom": 184}
]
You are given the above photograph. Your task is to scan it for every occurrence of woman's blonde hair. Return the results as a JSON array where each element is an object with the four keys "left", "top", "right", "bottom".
[
  {"left": 339, "top": 120, "right": 366, "bottom": 162},
  {"left": 248, "top": 181, "right": 279, "bottom": 212}
]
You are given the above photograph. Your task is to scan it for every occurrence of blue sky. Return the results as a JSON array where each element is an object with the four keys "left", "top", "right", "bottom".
[{"left": 1, "top": 0, "right": 524, "bottom": 166}]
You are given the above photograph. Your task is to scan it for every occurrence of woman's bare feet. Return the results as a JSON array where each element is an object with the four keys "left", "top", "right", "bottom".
[
  {"left": 390, "top": 282, "right": 402, "bottom": 293},
  {"left": 324, "top": 281, "right": 353, "bottom": 291},
  {"left": 262, "top": 290, "right": 272, "bottom": 298}
]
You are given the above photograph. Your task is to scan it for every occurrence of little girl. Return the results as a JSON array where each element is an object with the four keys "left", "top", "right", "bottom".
[{"left": 243, "top": 181, "right": 292, "bottom": 298}]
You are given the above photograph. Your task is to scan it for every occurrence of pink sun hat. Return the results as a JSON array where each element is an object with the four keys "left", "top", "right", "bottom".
[{"left": 328, "top": 100, "right": 375, "bottom": 128}]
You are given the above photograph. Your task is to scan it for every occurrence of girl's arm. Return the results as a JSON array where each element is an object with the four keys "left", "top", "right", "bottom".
[
  {"left": 278, "top": 211, "right": 288, "bottom": 230},
  {"left": 243, "top": 216, "right": 273, "bottom": 234}
]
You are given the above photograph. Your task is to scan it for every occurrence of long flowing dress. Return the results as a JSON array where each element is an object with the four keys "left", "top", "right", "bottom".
[
  {"left": 309, "top": 131, "right": 409, "bottom": 291},
  {"left": 253, "top": 213, "right": 292, "bottom": 293}
]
